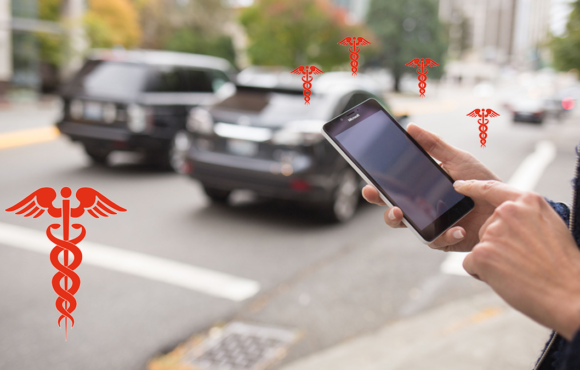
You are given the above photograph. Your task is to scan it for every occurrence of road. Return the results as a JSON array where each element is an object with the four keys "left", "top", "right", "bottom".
[{"left": 0, "top": 86, "right": 577, "bottom": 370}]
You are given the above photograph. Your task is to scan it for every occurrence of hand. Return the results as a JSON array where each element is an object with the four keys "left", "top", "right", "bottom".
[
  {"left": 362, "top": 123, "right": 500, "bottom": 252},
  {"left": 456, "top": 180, "right": 580, "bottom": 340}
]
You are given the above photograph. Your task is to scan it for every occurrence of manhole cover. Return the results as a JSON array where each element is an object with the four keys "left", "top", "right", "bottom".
[{"left": 149, "top": 322, "right": 300, "bottom": 370}]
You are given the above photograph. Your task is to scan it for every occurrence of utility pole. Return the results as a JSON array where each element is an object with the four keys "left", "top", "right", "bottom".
[
  {"left": 0, "top": 0, "right": 11, "bottom": 97},
  {"left": 61, "top": 0, "right": 87, "bottom": 81}
]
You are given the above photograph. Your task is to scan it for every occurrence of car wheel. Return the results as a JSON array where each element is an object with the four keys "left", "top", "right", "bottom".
[
  {"left": 322, "top": 168, "right": 359, "bottom": 222},
  {"left": 203, "top": 184, "right": 231, "bottom": 203},
  {"left": 84, "top": 144, "right": 110, "bottom": 165},
  {"left": 168, "top": 130, "right": 191, "bottom": 173}
]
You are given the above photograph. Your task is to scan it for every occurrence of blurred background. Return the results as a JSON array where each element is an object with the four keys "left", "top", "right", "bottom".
[{"left": 2, "top": 0, "right": 580, "bottom": 369}]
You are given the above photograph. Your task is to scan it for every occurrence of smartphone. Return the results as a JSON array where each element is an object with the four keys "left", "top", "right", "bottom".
[{"left": 322, "top": 98, "right": 474, "bottom": 243}]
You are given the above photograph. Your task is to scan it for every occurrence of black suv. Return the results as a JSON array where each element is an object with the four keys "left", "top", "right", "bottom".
[
  {"left": 57, "top": 49, "right": 236, "bottom": 170},
  {"left": 183, "top": 70, "right": 405, "bottom": 222}
]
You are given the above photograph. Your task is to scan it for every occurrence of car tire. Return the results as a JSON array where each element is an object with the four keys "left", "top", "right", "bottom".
[
  {"left": 320, "top": 168, "right": 359, "bottom": 222},
  {"left": 203, "top": 185, "right": 231, "bottom": 203},
  {"left": 84, "top": 145, "right": 110, "bottom": 165}
]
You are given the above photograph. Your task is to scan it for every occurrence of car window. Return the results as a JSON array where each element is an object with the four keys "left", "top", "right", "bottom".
[
  {"left": 211, "top": 70, "right": 231, "bottom": 92},
  {"left": 145, "top": 67, "right": 214, "bottom": 93},
  {"left": 65, "top": 60, "right": 149, "bottom": 99},
  {"left": 214, "top": 87, "right": 329, "bottom": 126}
]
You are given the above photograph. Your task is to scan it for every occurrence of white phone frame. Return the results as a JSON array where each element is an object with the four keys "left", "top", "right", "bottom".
[{"left": 322, "top": 123, "right": 472, "bottom": 245}]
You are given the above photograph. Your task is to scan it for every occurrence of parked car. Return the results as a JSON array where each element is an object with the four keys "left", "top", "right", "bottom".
[
  {"left": 56, "top": 49, "right": 236, "bottom": 170},
  {"left": 507, "top": 86, "right": 580, "bottom": 124},
  {"left": 180, "top": 70, "right": 405, "bottom": 222},
  {"left": 508, "top": 98, "right": 547, "bottom": 123}
]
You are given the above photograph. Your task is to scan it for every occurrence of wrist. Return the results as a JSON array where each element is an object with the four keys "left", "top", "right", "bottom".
[{"left": 553, "top": 280, "right": 580, "bottom": 340}]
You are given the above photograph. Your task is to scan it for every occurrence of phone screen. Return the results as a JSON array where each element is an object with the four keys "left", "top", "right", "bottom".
[{"left": 334, "top": 110, "right": 465, "bottom": 230}]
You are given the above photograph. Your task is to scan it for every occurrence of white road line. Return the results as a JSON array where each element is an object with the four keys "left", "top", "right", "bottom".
[
  {"left": 0, "top": 222, "right": 260, "bottom": 301},
  {"left": 442, "top": 140, "right": 557, "bottom": 276},
  {"left": 507, "top": 140, "right": 558, "bottom": 191},
  {"left": 440, "top": 252, "right": 469, "bottom": 276}
]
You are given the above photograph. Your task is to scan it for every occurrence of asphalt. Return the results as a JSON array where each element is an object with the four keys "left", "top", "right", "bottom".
[
  {"left": 279, "top": 292, "right": 552, "bottom": 370},
  {"left": 0, "top": 80, "right": 577, "bottom": 370}
]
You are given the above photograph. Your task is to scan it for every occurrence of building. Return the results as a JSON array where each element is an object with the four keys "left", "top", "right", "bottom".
[
  {"left": 0, "top": 0, "right": 11, "bottom": 96},
  {"left": 0, "top": 0, "right": 85, "bottom": 96},
  {"left": 439, "top": 0, "right": 552, "bottom": 70},
  {"left": 331, "top": 0, "right": 371, "bottom": 24}
]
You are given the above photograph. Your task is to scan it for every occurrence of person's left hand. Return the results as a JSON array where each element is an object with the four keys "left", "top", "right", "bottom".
[{"left": 455, "top": 179, "right": 580, "bottom": 340}]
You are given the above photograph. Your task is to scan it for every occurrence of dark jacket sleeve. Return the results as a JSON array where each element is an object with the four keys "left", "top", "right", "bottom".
[
  {"left": 557, "top": 328, "right": 580, "bottom": 369},
  {"left": 546, "top": 199, "right": 571, "bottom": 227}
]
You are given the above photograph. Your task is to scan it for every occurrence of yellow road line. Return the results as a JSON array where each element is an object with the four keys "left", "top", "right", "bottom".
[
  {"left": 0, "top": 126, "right": 60, "bottom": 150},
  {"left": 441, "top": 306, "right": 504, "bottom": 336}
]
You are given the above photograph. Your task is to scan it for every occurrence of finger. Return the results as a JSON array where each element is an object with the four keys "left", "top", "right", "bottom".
[
  {"left": 383, "top": 207, "right": 407, "bottom": 228},
  {"left": 478, "top": 212, "right": 496, "bottom": 241},
  {"left": 362, "top": 185, "right": 386, "bottom": 206},
  {"left": 462, "top": 250, "right": 481, "bottom": 280},
  {"left": 429, "top": 226, "right": 466, "bottom": 249},
  {"left": 453, "top": 180, "right": 521, "bottom": 207},
  {"left": 406, "top": 123, "right": 460, "bottom": 163}
]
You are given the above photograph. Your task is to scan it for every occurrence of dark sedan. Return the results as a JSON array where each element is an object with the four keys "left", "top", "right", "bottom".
[
  {"left": 181, "top": 71, "right": 403, "bottom": 222},
  {"left": 56, "top": 49, "right": 236, "bottom": 171}
]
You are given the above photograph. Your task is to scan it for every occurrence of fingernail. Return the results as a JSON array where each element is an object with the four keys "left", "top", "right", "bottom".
[
  {"left": 453, "top": 180, "right": 465, "bottom": 188},
  {"left": 388, "top": 209, "right": 396, "bottom": 220},
  {"left": 453, "top": 230, "right": 465, "bottom": 239}
]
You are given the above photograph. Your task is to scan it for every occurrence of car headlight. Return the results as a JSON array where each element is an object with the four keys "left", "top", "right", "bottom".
[
  {"left": 70, "top": 99, "right": 83, "bottom": 120},
  {"left": 103, "top": 103, "right": 117, "bottom": 124},
  {"left": 271, "top": 120, "right": 325, "bottom": 146},
  {"left": 187, "top": 108, "right": 214, "bottom": 134},
  {"left": 127, "top": 104, "right": 148, "bottom": 133}
]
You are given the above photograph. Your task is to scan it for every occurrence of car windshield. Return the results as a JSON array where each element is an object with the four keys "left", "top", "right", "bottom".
[
  {"left": 66, "top": 60, "right": 148, "bottom": 100},
  {"left": 65, "top": 60, "right": 219, "bottom": 99}
]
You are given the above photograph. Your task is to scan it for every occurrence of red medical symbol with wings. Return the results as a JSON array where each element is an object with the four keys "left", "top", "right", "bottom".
[
  {"left": 466, "top": 109, "right": 500, "bottom": 148},
  {"left": 6, "top": 187, "right": 126, "bottom": 340},
  {"left": 406, "top": 58, "right": 439, "bottom": 97},
  {"left": 291, "top": 66, "right": 324, "bottom": 105},
  {"left": 338, "top": 37, "right": 371, "bottom": 76}
]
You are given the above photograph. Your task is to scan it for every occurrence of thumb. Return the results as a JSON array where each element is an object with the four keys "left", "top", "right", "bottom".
[
  {"left": 406, "top": 123, "right": 462, "bottom": 164},
  {"left": 453, "top": 180, "right": 521, "bottom": 207}
]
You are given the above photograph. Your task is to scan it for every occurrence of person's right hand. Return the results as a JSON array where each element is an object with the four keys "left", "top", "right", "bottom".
[{"left": 362, "top": 123, "right": 501, "bottom": 252}]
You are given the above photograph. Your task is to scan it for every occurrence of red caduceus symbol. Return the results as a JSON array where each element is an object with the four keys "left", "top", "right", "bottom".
[
  {"left": 338, "top": 37, "right": 371, "bottom": 76},
  {"left": 466, "top": 109, "right": 500, "bottom": 148},
  {"left": 405, "top": 58, "right": 439, "bottom": 97},
  {"left": 291, "top": 66, "right": 324, "bottom": 105},
  {"left": 6, "top": 187, "right": 126, "bottom": 340}
]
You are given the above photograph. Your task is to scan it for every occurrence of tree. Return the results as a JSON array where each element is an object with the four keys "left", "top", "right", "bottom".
[
  {"left": 239, "top": 0, "right": 369, "bottom": 71},
  {"left": 164, "top": 29, "right": 236, "bottom": 65},
  {"left": 551, "top": 0, "right": 580, "bottom": 72},
  {"left": 136, "top": 0, "right": 235, "bottom": 64},
  {"left": 84, "top": 0, "right": 141, "bottom": 49},
  {"left": 366, "top": 0, "right": 448, "bottom": 91},
  {"left": 37, "top": 0, "right": 64, "bottom": 66}
]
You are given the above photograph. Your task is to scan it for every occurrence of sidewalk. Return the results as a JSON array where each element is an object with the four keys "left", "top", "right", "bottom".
[{"left": 280, "top": 293, "right": 551, "bottom": 370}]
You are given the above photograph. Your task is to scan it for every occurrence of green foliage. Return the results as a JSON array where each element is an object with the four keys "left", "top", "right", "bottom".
[
  {"left": 239, "top": 0, "right": 366, "bottom": 71},
  {"left": 164, "top": 28, "right": 237, "bottom": 65},
  {"left": 366, "top": 0, "right": 448, "bottom": 90},
  {"left": 84, "top": 0, "right": 141, "bottom": 49},
  {"left": 551, "top": 0, "right": 580, "bottom": 72},
  {"left": 37, "top": 0, "right": 64, "bottom": 66},
  {"left": 136, "top": 0, "right": 235, "bottom": 64}
]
